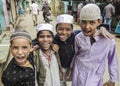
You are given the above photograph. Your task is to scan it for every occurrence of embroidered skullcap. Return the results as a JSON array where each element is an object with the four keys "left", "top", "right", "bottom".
[
  {"left": 80, "top": 4, "right": 101, "bottom": 20},
  {"left": 36, "top": 23, "right": 54, "bottom": 34},
  {"left": 10, "top": 29, "right": 32, "bottom": 43},
  {"left": 56, "top": 14, "right": 73, "bottom": 24}
]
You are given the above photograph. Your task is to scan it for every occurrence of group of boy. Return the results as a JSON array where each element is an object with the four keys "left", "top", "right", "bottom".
[{"left": 0, "top": 3, "right": 119, "bottom": 86}]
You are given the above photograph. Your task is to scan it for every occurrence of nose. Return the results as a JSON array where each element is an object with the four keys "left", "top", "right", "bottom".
[
  {"left": 44, "top": 36, "right": 48, "bottom": 41},
  {"left": 86, "top": 23, "right": 91, "bottom": 29},
  {"left": 18, "top": 48, "right": 23, "bottom": 55},
  {"left": 62, "top": 29, "right": 67, "bottom": 34}
]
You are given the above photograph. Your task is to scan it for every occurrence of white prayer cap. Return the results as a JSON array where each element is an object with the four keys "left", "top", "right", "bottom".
[
  {"left": 80, "top": 4, "right": 101, "bottom": 20},
  {"left": 36, "top": 23, "right": 54, "bottom": 33},
  {"left": 56, "top": 14, "right": 73, "bottom": 24}
]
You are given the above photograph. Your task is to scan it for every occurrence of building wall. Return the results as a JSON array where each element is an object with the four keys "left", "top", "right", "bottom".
[
  {"left": 10, "top": 0, "right": 17, "bottom": 22},
  {"left": 2, "top": 0, "right": 9, "bottom": 26},
  {"left": 0, "top": 0, "right": 6, "bottom": 30}
]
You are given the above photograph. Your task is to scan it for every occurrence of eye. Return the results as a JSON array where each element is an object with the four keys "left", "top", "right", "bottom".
[
  {"left": 81, "top": 20, "right": 86, "bottom": 24},
  {"left": 90, "top": 21, "right": 96, "bottom": 25},
  {"left": 39, "top": 35, "right": 44, "bottom": 38},
  {"left": 22, "top": 46, "right": 28, "bottom": 49},
  {"left": 58, "top": 27, "right": 64, "bottom": 31},
  {"left": 12, "top": 46, "right": 18, "bottom": 50},
  {"left": 47, "top": 35, "right": 52, "bottom": 38},
  {"left": 66, "top": 28, "right": 72, "bottom": 31}
]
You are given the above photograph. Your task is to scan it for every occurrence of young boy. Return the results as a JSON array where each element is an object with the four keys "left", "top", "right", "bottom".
[
  {"left": 1, "top": 29, "right": 36, "bottom": 86},
  {"left": 34, "top": 23, "right": 61, "bottom": 86},
  {"left": 71, "top": 4, "right": 119, "bottom": 86}
]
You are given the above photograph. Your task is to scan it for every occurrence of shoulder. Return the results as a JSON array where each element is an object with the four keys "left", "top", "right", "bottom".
[
  {"left": 109, "top": 39, "right": 116, "bottom": 45},
  {"left": 73, "top": 30, "right": 81, "bottom": 36},
  {"left": 2, "top": 58, "right": 14, "bottom": 74}
]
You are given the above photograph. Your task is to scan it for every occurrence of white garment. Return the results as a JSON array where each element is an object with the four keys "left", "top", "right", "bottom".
[
  {"left": 39, "top": 49, "right": 60, "bottom": 86},
  {"left": 30, "top": 3, "right": 39, "bottom": 14},
  {"left": 78, "top": 3, "right": 83, "bottom": 11}
]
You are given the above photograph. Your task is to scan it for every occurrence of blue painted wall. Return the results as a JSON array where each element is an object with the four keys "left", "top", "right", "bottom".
[{"left": 0, "top": 0, "right": 6, "bottom": 30}]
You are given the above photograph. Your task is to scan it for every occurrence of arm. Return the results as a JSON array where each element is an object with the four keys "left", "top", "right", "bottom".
[
  {"left": 70, "top": 36, "right": 80, "bottom": 68},
  {"left": 103, "top": 40, "right": 119, "bottom": 86},
  {"left": 37, "top": 5, "right": 39, "bottom": 15},
  {"left": 94, "top": 25, "right": 114, "bottom": 39},
  {"left": 66, "top": 36, "right": 80, "bottom": 79},
  {"left": 2, "top": 73, "right": 12, "bottom": 86},
  {"left": 108, "top": 40, "right": 119, "bottom": 82}
]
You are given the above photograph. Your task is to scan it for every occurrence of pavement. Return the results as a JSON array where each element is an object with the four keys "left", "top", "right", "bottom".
[{"left": 0, "top": 11, "right": 120, "bottom": 85}]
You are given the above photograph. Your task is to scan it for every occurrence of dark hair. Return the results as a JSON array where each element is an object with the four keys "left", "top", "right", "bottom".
[
  {"left": 56, "top": 23, "right": 73, "bottom": 30},
  {"left": 32, "top": 1, "right": 35, "bottom": 3},
  {"left": 37, "top": 30, "right": 54, "bottom": 39}
]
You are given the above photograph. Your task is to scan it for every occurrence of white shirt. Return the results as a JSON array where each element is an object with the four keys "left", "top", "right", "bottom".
[
  {"left": 30, "top": 3, "right": 39, "bottom": 14},
  {"left": 39, "top": 49, "right": 60, "bottom": 86}
]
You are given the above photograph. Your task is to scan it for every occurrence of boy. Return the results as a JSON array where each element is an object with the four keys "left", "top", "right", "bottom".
[
  {"left": 1, "top": 29, "right": 36, "bottom": 86},
  {"left": 34, "top": 23, "right": 62, "bottom": 86},
  {"left": 71, "top": 4, "right": 119, "bottom": 86}
]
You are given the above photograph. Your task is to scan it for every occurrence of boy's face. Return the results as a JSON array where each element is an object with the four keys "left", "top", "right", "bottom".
[
  {"left": 10, "top": 38, "right": 32, "bottom": 66},
  {"left": 37, "top": 30, "right": 53, "bottom": 51},
  {"left": 56, "top": 23, "right": 73, "bottom": 41},
  {"left": 80, "top": 19, "right": 101, "bottom": 37}
]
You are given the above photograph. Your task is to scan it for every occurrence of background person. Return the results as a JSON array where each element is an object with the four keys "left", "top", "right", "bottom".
[
  {"left": 30, "top": 1, "right": 39, "bottom": 26},
  {"left": 103, "top": 0, "right": 115, "bottom": 32}
]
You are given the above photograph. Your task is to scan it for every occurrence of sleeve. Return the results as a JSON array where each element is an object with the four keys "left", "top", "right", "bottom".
[
  {"left": 73, "top": 30, "right": 81, "bottom": 35},
  {"left": 108, "top": 40, "right": 119, "bottom": 82},
  {"left": 37, "top": 4, "right": 39, "bottom": 10},
  {"left": 2, "top": 72, "right": 12, "bottom": 86},
  {"left": 33, "top": 51, "right": 46, "bottom": 86},
  {"left": 112, "top": 6, "right": 115, "bottom": 15},
  {"left": 70, "top": 35, "right": 80, "bottom": 68}
]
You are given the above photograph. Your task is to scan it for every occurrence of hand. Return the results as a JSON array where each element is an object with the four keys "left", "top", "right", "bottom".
[
  {"left": 52, "top": 44, "right": 59, "bottom": 52},
  {"left": 66, "top": 68, "right": 72, "bottom": 80},
  {"left": 32, "top": 45, "right": 39, "bottom": 51},
  {"left": 103, "top": 81, "right": 115, "bottom": 86},
  {"left": 94, "top": 27, "right": 115, "bottom": 39},
  {"left": 59, "top": 71, "right": 63, "bottom": 80}
]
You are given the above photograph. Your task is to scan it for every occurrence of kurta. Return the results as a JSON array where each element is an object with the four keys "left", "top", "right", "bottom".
[
  {"left": 71, "top": 32, "right": 119, "bottom": 86},
  {"left": 39, "top": 49, "right": 60, "bottom": 86}
]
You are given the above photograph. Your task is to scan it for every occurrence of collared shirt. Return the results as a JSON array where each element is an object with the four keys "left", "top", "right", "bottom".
[{"left": 71, "top": 32, "right": 119, "bottom": 86}]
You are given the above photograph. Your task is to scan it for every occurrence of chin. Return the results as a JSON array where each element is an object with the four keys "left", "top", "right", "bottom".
[
  {"left": 84, "top": 33, "right": 90, "bottom": 37},
  {"left": 60, "top": 38, "right": 67, "bottom": 41}
]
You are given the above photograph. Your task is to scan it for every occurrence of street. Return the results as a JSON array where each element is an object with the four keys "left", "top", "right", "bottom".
[{"left": 0, "top": 11, "right": 120, "bottom": 85}]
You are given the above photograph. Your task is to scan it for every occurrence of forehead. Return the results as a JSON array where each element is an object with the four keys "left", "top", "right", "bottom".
[
  {"left": 58, "top": 23, "right": 72, "bottom": 27},
  {"left": 11, "top": 38, "right": 31, "bottom": 45},
  {"left": 38, "top": 30, "right": 52, "bottom": 35},
  {"left": 81, "top": 19, "right": 99, "bottom": 22}
]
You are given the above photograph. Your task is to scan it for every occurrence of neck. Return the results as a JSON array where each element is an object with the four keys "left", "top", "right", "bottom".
[{"left": 42, "top": 49, "right": 51, "bottom": 56}]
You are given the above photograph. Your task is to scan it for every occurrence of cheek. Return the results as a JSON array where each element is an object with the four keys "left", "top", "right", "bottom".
[
  {"left": 38, "top": 38, "right": 42, "bottom": 43},
  {"left": 56, "top": 29, "right": 61, "bottom": 34}
]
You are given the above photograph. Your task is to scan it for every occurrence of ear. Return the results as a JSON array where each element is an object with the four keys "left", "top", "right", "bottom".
[
  {"left": 98, "top": 19, "right": 102, "bottom": 24},
  {"left": 9, "top": 45, "right": 12, "bottom": 52},
  {"left": 30, "top": 45, "right": 33, "bottom": 52}
]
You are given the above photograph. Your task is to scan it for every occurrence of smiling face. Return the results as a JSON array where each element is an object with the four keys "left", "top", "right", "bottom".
[
  {"left": 56, "top": 23, "right": 73, "bottom": 41},
  {"left": 80, "top": 19, "right": 101, "bottom": 37},
  {"left": 37, "top": 30, "right": 53, "bottom": 51},
  {"left": 10, "top": 38, "right": 32, "bottom": 66}
]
